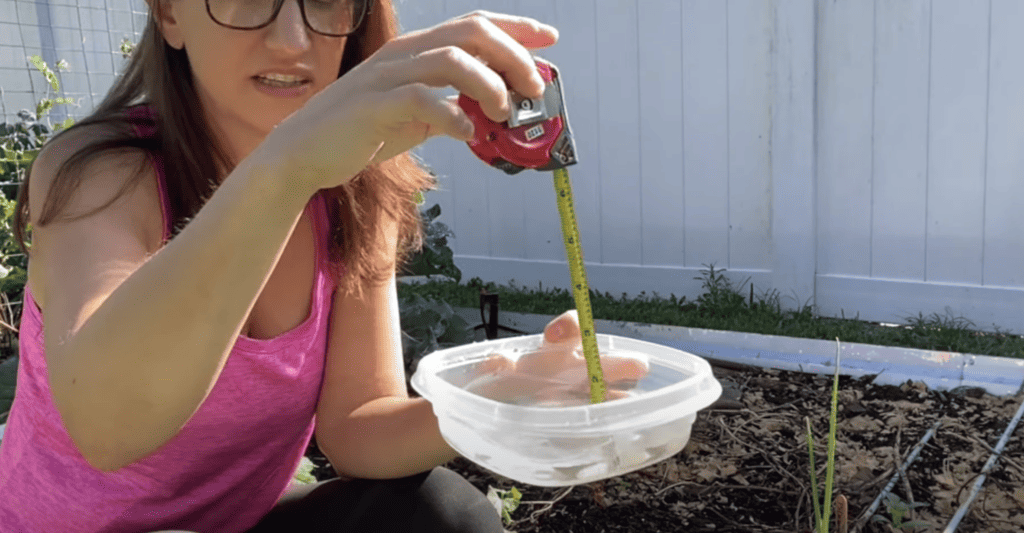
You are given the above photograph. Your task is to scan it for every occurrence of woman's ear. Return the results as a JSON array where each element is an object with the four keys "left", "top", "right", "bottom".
[{"left": 147, "top": 0, "right": 186, "bottom": 50}]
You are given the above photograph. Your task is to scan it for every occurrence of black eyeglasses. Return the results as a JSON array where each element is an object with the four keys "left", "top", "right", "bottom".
[{"left": 205, "top": 0, "right": 370, "bottom": 38}]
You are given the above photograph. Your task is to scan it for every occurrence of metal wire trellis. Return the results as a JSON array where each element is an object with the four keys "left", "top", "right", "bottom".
[
  {"left": 0, "top": 1, "right": 149, "bottom": 324},
  {"left": 1, "top": 0, "right": 149, "bottom": 125}
]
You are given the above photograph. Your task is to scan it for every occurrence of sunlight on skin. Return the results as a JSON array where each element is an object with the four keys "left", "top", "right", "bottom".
[{"left": 461, "top": 310, "right": 650, "bottom": 405}]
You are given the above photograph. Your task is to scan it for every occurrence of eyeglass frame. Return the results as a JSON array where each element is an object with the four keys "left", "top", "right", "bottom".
[{"left": 204, "top": 0, "right": 371, "bottom": 38}]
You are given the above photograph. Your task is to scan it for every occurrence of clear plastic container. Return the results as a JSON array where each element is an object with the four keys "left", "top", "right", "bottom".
[{"left": 411, "top": 334, "right": 723, "bottom": 486}]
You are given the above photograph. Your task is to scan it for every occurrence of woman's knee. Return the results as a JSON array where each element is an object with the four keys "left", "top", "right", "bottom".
[{"left": 414, "top": 467, "right": 504, "bottom": 533}]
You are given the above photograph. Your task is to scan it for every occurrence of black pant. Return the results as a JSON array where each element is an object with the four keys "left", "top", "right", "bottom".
[{"left": 245, "top": 467, "right": 504, "bottom": 533}]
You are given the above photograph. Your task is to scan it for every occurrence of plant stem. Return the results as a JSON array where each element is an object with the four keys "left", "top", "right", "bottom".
[
  {"left": 805, "top": 416, "right": 822, "bottom": 531},
  {"left": 822, "top": 338, "right": 842, "bottom": 531}
]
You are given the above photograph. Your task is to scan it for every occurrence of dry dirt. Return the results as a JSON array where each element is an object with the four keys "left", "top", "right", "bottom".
[{"left": 307, "top": 360, "right": 1024, "bottom": 533}]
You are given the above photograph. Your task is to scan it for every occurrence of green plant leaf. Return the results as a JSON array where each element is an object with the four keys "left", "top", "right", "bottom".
[
  {"left": 292, "top": 456, "right": 317, "bottom": 485},
  {"left": 120, "top": 39, "right": 135, "bottom": 59},
  {"left": 821, "top": 338, "right": 842, "bottom": 531},
  {"left": 487, "top": 486, "right": 522, "bottom": 525},
  {"left": 36, "top": 99, "right": 54, "bottom": 119},
  {"left": 805, "top": 416, "right": 822, "bottom": 532},
  {"left": 28, "top": 55, "right": 59, "bottom": 92},
  {"left": 16, "top": 149, "right": 39, "bottom": 167},
  {"left": 401, "top": 203, "right": 461, "bottom": 282}
]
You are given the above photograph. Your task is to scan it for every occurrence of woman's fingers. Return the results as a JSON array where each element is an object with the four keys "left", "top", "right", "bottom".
[
  {"left": 600, "top": 355, "right": 649, "bottom": 383},
  {"left": 456, "top": 10, "right": 559, "bottom": 50},
  {"left": 378, "top": 12, "right": 554, "bottom": 100},
  {"left": 374, "top": 47, "right": 513, "bottom": 124},
  {"left": 360, "top": 85, "right": 473, "bottom": 165},
  {"left": 542, "top": 310, "right": 581, "bottom": 345}
]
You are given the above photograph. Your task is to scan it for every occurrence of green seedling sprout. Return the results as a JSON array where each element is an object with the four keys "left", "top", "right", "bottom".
[
  {"left": 486, "top": 486, "right": 522, "bottom": 526},
  {"left": 805, "top": 338, "right": 843, "bottom": 533},
  {"left": 871, "top": 492, "right": 930, "bottom": 531}
]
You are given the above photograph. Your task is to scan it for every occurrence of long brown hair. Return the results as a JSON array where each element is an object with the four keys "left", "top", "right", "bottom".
[{"left": 13, "top": 0, "right": 434, "bottom": 299}]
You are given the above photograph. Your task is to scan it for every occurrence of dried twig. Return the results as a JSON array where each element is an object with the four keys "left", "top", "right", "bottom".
[
  {"left": 716, "top": 417, "right": 804, "bottom": 488},
  {"left": 654, "top": 480, "right": 797, "bottom": 497},
  {"left": 895, "top": 428, "right": 918, "bottom": 521},
  {"left": 516, "top": 486, "right": 574, "bottom": 525},
  {"left": 966, "top": 432, "right": 1024, "bottom": 476},
  {"left": 0, "top": 292, "right": 16, "bottom": 334}
]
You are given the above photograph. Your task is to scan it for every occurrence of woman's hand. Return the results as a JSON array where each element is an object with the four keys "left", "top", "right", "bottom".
[
  {"left": 263, "top": 11, "right": 559, "bottom": 194},
  {"left": 464, "top": 310, "right": 650, "bottom": 406}
]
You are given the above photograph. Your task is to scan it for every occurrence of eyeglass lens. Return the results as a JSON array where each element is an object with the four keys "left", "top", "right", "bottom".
[{"left": 208, "top": 0, "right": 364, "bottom": 36}]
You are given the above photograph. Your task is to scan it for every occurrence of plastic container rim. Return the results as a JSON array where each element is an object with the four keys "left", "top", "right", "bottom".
[{"left": 411, "top": 334, "right": 722, "bottom": 430}]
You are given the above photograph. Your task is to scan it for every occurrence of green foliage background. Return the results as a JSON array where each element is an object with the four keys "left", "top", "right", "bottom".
[{"left": 0, "top": 56, "right": 80, "bottom": 419}]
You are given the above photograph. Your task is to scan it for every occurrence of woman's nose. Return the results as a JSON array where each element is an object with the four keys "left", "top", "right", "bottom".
[{"left": 265, "top": 0, "right": 312, "bottom": 53}]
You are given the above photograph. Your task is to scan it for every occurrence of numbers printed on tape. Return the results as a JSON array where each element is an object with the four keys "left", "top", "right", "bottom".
[{"left": 552, "top": 168, "right": 607, "bottom": 404}]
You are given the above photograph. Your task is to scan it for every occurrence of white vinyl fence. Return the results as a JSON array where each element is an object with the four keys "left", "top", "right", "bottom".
[
  {"left": 2, "top": 0, "right": 1023, "bottom": 335},
  {"left": 403, "top": 0, "right": 1024, "bottom": 335}
]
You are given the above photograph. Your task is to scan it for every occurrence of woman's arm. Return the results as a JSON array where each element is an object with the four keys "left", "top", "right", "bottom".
[
  {"left": 313, "top": 221, "right": 458, "bottom": 480},
  {"left": 35, "top": 127, "right": 316, "bottom": 472}
]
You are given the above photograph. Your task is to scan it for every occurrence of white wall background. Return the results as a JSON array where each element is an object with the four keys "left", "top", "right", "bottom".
[{"left": 2, "top": 0, "right": 1023, "bottom": 335}]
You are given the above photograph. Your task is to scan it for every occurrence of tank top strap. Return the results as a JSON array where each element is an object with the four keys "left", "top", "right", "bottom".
[{"left": 125, "top": 104, "right": 172, "bottom": 244}]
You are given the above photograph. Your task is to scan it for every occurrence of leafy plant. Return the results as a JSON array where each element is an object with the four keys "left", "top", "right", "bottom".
[
  {"left": 398, "top": 292, "right": 472, "bottom": 378},
  {"left": 401, "top": 203, "right": 461, "bottom": 283},
  {"left": 398, "top": 200, "right": 472, "bottom": 379},
  {"left": 486, "top": 485, "right": 522, "bottom": 526},
  {"left": 0, "top": 55, "right": 78, "bottom": 367},
  {"left": 693, "top": 263, "right": 750, "bottom": 316},
  {"left": 1, "top": 55, "right": 77, "bottom": 182},
  {"left": 0, "top": 196, "right": 26, "bottom": 294},
  {"left": 871, "top": 492, "right": 930, "bottom": 531},
  {"left": 805, "top": 338, "right": 845, "bottom": 533}
]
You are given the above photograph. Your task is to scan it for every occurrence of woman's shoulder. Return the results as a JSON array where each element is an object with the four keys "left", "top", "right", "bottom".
[
  {"left": 29, "top": 117, "right": 165, "bottom": 250},
  {"left": 31, "top": 118, "right": 157, "bottom": 216},
  {"left": 26, "top": 118, "right": 166, "bottom": 309}
]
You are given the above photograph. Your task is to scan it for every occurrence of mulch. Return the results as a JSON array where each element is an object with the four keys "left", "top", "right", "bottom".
[{"left": 306, "top": 361, "right": 1024, "bottom": 533}]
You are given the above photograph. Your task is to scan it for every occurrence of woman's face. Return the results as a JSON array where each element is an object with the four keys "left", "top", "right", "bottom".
[{"left": 153, "top": 0, "right": 350, "bottom": 159}]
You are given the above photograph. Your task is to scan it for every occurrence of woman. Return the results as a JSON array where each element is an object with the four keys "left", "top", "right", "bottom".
[{"left": 0, "top": 0, "right": 646, "bottom": 531}]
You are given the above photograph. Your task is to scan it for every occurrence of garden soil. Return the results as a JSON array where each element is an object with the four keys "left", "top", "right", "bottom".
[{"left": 306, "top": 360, "right": 1024, "bottom": 533}]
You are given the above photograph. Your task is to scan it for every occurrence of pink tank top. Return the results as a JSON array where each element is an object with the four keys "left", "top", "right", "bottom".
[{"left": 0, "top": 105, "right": 339, "bottom": 532}]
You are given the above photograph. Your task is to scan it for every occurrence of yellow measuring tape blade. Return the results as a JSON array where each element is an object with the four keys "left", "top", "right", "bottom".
[{"left": 552, "top": 167, "right": 607, "bottom": 404}]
